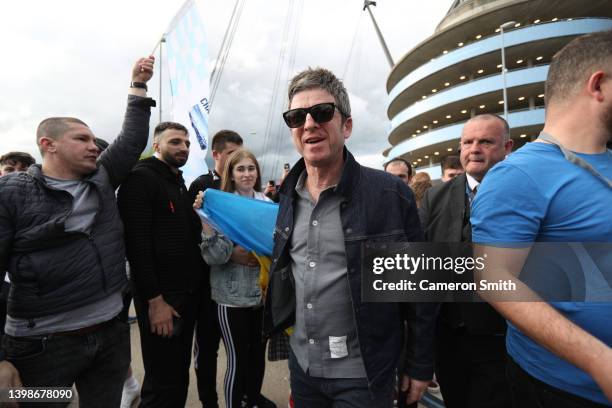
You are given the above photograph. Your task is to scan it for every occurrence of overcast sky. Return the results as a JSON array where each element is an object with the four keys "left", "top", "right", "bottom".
[{"left": 0, "top": 0, "right": 449, "bottom": 180}]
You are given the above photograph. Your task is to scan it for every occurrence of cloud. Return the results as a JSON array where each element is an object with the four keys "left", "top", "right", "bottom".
[{"left": 0, "top": 0, "right": 449, "bottom": 179}]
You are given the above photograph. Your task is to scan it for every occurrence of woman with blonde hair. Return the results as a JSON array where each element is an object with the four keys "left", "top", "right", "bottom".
[{"left": 194, "top": 148, "right": 276, "bottom": 408}]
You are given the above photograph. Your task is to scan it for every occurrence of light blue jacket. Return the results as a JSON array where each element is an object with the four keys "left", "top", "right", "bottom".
[{"left": 200, "top": 230, "right": 262, "bottom": 307}]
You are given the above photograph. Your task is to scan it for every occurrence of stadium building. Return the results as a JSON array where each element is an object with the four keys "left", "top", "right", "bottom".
[{"left": 384, "top": 0, "right": 612, "bottom": 179}]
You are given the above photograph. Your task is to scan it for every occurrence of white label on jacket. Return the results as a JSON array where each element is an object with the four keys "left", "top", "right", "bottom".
[{"left": 329, "top": 335, "right": 348, "bottom": 358}]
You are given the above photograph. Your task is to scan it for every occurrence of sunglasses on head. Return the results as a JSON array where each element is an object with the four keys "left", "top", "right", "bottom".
[{"left": 282, "top": 102, "right": 345, "bottom": 128}]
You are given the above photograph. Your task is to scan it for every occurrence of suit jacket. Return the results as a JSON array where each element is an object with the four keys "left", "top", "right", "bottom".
[{"left": 419, "top": 173, "right": 506, "bottom": 335}]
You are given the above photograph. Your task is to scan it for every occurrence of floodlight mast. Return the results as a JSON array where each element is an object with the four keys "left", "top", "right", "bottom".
[{"left": 363, "top": 1, "right": 394, "bottom": 68}]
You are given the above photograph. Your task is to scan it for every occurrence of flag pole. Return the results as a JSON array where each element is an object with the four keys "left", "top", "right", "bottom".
[{"left": 150, "top": 35, "right": 166, "bottom": 123}]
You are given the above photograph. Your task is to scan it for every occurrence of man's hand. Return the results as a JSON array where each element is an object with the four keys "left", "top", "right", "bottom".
[
  {"left": 131, "top": 55, "right": 155, "bottom": 84},
  {"left": 400, "top": 375, "right": 429, "bottom": 405},
  {"left": 148, "top": 295, "right": 180, "bottom": 337},
  {"left": 230, "top": 245, "right": 258, "bottom": 267},
  {"left": 0, "top": 360, "right": 22, "bottom": 407},
  {"left": 263, "top": 184, "right": 276, "bottom": 196},
  {"left": 193, "top": 190, "right": 204, "bottom": 210}
]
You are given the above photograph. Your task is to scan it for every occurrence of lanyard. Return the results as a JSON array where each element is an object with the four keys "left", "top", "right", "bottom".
[{"left": 538, "top": 132, "right": 612, "bottom": 188}]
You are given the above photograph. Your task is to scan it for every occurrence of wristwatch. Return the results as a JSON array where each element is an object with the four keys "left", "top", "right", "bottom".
[{"left": 130, "top": 82, "right": 148, "bottom": 91}]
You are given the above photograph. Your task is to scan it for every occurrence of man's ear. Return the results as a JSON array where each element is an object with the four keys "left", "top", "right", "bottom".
[
  {"left": 39, "top": 136, "right": 57, "bottom": 154},
  {"left": 586, "top": 70, "right": 606, "bottom": 102},
  {"left": 152, "top": 141, "right": 160, "bottom": 154},
  {"left": 212, "top": 150, "right": 220, "bottom": 161},
  {"left": 342, "top": 117, "right": 353, "bottom": 141},
  {"left": 504, "top": 138, "right": 514, "bottom": 155}
]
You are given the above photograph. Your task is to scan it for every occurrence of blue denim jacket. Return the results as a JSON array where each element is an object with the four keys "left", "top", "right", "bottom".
[
  {"left": 200, "top": 231, "right": 262, "bottom": 307},
  {"left": 263, "top": 148, "right": 437, "bottom": 390}
]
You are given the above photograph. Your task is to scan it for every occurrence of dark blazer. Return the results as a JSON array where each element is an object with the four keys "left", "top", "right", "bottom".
[{"left": 419, "top": 173, "right": 505, "bottom": 335}]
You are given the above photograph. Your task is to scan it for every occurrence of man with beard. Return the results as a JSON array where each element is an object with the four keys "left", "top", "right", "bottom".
[
  {"left": 472, "top": 30, "right": 612, "bottom": 406},
  {"left": 118, "top": 122, "right": 206, "bottom": 406}
]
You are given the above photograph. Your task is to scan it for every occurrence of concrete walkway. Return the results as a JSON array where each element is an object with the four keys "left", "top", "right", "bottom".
[{"left": 129, "top": 320, "right": 291, "bottom": 408}]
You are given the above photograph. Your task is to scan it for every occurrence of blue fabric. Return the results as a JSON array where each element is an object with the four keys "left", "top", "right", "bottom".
[
  {"left": 471, "top": 142, "right": 612, "bottom": 406},
  {"left": 198, "top": 189, "right": 278, "bottom": 256}
]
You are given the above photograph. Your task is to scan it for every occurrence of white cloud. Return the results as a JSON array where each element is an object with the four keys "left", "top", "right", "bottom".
[{"left": 0, "top": 0, "right": 449, "bottom": 178}]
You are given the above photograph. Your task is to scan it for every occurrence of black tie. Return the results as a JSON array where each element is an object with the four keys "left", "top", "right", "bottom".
[{"left": 468, "top": 186, "right": 478, "bottom": 204}]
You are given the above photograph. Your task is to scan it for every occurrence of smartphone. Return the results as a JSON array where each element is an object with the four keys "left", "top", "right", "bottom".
[
  {"left": 268, "top": 180, "right": 275, "bottom": 187},
  {"left": 284, "top": 163, "right": 290, "bottom": 171}
]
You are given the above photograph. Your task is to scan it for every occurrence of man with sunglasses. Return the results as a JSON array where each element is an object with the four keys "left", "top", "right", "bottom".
[{"left": 263, "top": 67, "right": 436, "bottom": 408}]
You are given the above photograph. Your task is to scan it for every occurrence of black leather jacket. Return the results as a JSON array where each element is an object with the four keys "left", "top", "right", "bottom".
[{"left": 263, "top": 148, "right": 437, "bottom": 390}]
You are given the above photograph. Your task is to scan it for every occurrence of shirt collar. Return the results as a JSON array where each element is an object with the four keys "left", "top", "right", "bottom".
[{"left": 465, "top": 173, "right": 480, "bottom": 192}]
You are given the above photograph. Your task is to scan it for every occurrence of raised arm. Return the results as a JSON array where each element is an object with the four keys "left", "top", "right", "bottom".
[{"left": 99, "top": 56, "right": 156, "bottom": 188}]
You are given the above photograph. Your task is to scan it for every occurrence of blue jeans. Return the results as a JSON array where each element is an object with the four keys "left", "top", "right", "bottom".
[
  {"left": 2, "top": 317, "right": 130, "bottom": 408},
  {"left": 289, "top": 351, "right": 394, "bottom": 408}
]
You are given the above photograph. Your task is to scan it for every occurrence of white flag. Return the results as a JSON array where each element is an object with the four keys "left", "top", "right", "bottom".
[{"left": 165, "top": 0, "right": 210, "bottom": 184}]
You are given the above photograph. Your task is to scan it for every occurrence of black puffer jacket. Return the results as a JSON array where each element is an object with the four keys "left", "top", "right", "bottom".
[
  {"left": 117, "top": 157, "right": 206, "bottom": 301},
  {"left": 0, "top": 95, "right": 155, "bottom": 319}
]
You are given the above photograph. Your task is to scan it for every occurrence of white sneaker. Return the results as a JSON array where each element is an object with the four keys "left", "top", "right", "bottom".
[{"left": 120, "top": 377, "right": 140, "bottom": 408}]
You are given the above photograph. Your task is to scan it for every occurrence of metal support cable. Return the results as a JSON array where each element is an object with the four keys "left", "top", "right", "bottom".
[
  {"left": 261, "top": 0, "right": 295, "bottom": 175},
  {"left": 210, "top": 0, "right": 245, "bottom": 109}
]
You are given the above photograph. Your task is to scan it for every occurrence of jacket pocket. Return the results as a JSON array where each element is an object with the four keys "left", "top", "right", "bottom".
[{"left": 345, "top": 230, "right": 407, "bottom": 244}]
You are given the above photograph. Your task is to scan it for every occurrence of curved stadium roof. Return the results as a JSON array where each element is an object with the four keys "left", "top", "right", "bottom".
[{"left": 384, "top": 0, "right": 612, "bottom": 179}]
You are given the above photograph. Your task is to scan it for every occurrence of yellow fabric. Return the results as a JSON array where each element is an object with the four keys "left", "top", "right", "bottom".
[
  {"left": 252, "top": 252, "right": 271, "bottom": 296},
  {"left": 252, "top": 252, "right": 293, "bottom": 336}
]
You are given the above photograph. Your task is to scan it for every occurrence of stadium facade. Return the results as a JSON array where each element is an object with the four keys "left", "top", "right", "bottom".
[{"left": 384, "top": 0, "right": 612, "bottom": 179}]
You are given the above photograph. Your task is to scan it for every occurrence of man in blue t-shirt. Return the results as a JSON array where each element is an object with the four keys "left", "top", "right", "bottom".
[{"left": 472, "top": 30, "right": 612, "bottom": 407}]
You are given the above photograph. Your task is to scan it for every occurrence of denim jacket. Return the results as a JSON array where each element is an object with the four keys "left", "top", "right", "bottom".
[
  {"left": 200, "top": 230, "right": 262, "bottom": 307},
  {"left": 263, "top": 148, "right": 437, "bottom": 390}
]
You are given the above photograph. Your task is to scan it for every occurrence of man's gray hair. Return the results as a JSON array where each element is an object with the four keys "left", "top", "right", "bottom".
[{"left": 287, "top": 67, "right": 351, "bottom": 119}]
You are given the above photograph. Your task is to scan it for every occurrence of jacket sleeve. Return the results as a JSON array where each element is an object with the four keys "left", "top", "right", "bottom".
[
  {"left": 200, "top": 229, "right": 233, "bottom": 265},
  {"left": 117, "top": 171, "right": 160, "bottom": 301},
  {"left": 98, "top": 95, "right": 155, "bottom": 189},
  {"left": 397, "top": 181, "right": 438, "bottom": 381},
  {"left": 418, "top": 188, "right": 433, "bottom": 241},
  {"left": 0, "top": 195, "right": 12, "bottom": 285},
  {"left": 0, "top": 189, "right": 13, "bottom": 359},
  {"left": 188, "top": 175, "right": 207, "bottom": 202}
]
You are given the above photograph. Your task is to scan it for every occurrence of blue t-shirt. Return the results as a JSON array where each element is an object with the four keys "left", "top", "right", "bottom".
[{"left": 471, "top": 142, "right": 612, "bottom": 406}]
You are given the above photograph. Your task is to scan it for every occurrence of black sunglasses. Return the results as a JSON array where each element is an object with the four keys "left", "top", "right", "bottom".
[{"left": 282, "top": 102, "right": 345, "bottom": 128}]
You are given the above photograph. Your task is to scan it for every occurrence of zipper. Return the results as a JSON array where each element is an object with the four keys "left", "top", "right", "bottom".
[
  {"left": 88, "top": 234, "right": 107, "bottom": 291},
  {"left": 344, "top": 268, "right": 371, "bottom": 390}
]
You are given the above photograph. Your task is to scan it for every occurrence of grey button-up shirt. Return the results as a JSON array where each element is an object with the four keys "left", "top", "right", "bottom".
[{"left": 289, "top": 170, "right": 367, "bottom": 378}]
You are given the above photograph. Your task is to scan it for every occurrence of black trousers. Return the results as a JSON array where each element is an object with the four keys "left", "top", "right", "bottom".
[
  {"left": 134, "top": 292, "right": 198, "bottom": 408},
  {"left": 217, "top": 304, "right": 267, "bottom": 408},
  {"left": 435, "top": 326, "right": 511, "bottom": 408},
  {"left": 194, "top": 296, "right": 222, "bottom": 407},
  {"left": 507, "top": 357, "right": 610, "bottom": 408}
]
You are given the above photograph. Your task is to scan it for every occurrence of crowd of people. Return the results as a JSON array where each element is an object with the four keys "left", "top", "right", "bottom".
[{"left": 0, "top": 29, "right": 610, "bottom": 408}]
